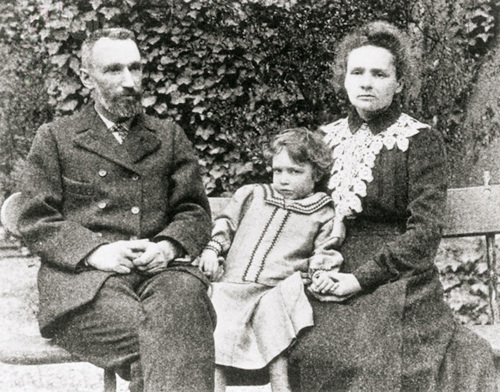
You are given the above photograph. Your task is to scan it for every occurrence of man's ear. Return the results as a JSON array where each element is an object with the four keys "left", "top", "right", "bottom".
[{"left": 80, "top": 68, "right": 94, "bottom": 90}]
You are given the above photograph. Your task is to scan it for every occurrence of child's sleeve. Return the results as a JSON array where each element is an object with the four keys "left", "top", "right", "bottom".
[
  {"left": 308, "top": 214, "right": 344, "bottom": 275},
  {"left": 204, "top": 184, "right": 255, "bottom": 257}
]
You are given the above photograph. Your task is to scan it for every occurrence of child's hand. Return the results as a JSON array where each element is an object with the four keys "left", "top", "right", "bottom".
[
  {"left": 198, "top": 250, "right": 222, "bottom": 281},
  {"left": 310, "top": 270, "right": 338, "bottom": 294}
]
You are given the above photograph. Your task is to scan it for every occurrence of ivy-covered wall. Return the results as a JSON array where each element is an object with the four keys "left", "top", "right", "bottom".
[{"left": 1, "top": 0, "right": 496, "bottom": 197}]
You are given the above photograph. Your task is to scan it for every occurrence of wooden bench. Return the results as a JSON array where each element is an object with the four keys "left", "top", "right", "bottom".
[
  {"left": 442, "top": 182, "right": 500, "bottom": 378},
  {"left": 2, "top": 186, "right": 500, "bottom": 389}
]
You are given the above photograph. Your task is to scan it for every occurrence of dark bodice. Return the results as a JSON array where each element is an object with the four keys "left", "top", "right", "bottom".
[{"left": 323, "top": 104, "right": 448, "bottom": 289}]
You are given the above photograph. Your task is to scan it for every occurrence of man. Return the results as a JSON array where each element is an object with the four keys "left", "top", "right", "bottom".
[{"left": 18, "top": 28, "right": 215, "bottom": 391}]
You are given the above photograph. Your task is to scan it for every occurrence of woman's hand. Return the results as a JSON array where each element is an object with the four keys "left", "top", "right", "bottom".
[
  {"left": 310, "top": 270, "right": 339, "bottom": 294},
  {"left": 308, "top": 271, "right": 362, "bottom": 302},
  {"left": 328, "top": 272, "right": 362, "bottom": 296}
]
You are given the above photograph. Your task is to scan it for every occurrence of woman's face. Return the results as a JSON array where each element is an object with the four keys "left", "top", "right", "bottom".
[{"left": 344, "top": 45, "right": 402, "bottom": 120}]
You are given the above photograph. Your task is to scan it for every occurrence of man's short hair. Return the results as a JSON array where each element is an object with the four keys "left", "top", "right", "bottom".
[{"left": 81, "top": 28, "right": 137, "bottom": 70}]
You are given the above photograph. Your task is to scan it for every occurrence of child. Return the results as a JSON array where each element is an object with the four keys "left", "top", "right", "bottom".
[{"left": 198, "top": 128, "right": 344, "bottom": 392}]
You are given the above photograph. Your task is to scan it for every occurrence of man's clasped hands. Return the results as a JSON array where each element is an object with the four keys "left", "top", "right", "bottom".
[{"left": 85, "top": 239, "right": 180, "bottom": 275}]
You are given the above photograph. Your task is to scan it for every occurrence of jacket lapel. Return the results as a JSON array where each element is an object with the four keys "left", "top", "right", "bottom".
[
  {"left": 72, "top": 105, "right": 161, "bottom": 171},
  {"left": 123, "top": 118, "right": 161, "bottom": 163}
]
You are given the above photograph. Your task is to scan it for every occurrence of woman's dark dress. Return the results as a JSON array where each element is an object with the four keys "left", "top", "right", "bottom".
[{"left": 288, "top": 104, "right": 496, "bottom": 391}]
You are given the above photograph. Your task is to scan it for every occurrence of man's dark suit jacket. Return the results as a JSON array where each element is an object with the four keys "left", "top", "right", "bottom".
[{"left": 18, "top": 104, "right": 212, "bottom": 337}]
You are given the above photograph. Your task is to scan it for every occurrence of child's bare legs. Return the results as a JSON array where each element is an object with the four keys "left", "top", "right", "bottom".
[
  {"left": 215, "top": 365, "right": 227, "bottom": 392},
  {"left": 269, "top": 354, "right": 291, "bottom": 392},
  {"left": 215, "top": 356, "right": 290, "bottom": 392}
]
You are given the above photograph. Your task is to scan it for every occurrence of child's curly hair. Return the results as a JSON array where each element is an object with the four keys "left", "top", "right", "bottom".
[{"left": 265, "top": 127, "right": 333, "bottom": 189}]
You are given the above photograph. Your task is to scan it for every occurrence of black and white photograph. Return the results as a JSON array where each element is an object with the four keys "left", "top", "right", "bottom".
[{"left": 0, "top": 0, "right": 499, "bottom": 391}]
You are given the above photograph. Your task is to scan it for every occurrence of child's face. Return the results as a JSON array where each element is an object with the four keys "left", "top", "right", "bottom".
[{"left": 272, "top": 150, "right": 316, "bottom": 200}]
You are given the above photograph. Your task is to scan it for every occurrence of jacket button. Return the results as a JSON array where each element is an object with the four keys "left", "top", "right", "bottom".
[
  {"left": 131, "top": 206, "right": 140, "bottom": 214},
  {"left": 98, "top": 201, "right": 107, "bottom": 209},
  {"left": 131, "top": 174, "right": 139, "bottom": 181},
  {"left": 98, "top": 169, "right": 107, "bottom": 177}
]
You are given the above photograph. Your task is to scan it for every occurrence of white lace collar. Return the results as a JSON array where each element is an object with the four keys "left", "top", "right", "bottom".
[{"left": 322, "top": 113, "right": 429, "bottom": 218}]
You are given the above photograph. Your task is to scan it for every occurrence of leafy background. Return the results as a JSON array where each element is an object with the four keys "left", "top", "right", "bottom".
[{"left": 0, "top": 0, "right": 499, "bottom": 325}]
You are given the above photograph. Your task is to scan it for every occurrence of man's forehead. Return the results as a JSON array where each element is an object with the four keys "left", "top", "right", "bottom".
[{"left": 91, "top": 37, "right": 141, "bottom": 64}]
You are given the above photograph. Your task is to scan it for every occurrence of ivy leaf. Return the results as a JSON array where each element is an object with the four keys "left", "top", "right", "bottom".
[
  {"left": 154, "top": 102, "right": 168, "bottom": 115},
  {"left": 217, "top": 65, "right": 226, "bottom": 75},
  {"left": 192, "top": 94, "right": 204, "bottom": 105},
  {"left": 50, "top": 54, "right": 70, "bottom": 68},
  {"left": 170, "top": 91, "right": 186, "bottom": 105},
  {"left": 59, "top": 99, "right": 78, "bottom": 112},
  {"left": 124, "top": 0, "right": 136, "bottom": 7},
  {"left": 203, "top": 176, "right": 216, "bottom": 194},
  {"left": 90, "top": 0, "right": 103, "bottom": 10},
  {"left": 150, "top": 72, "right": 164, "bottom": 83},
  {"left": 160, "top": 55, "right": 175, "bottom": 65},
  {"left": 477, "top": 33, "right": 492, "bottom": 43},
  {"left": 53, "top": 29, "right": 70, "bottom": 41},
  {"left": 46, "top": 42, "right": 61, "bottom": 55},
  {"left": 58, "top": 80, "right": 81, "bottom": 98},
  {"left": 235, "top": 162, "right": 253, "bottom": 176},
  {"left": 100, "top": 7, "right": 121, "bottom": 20},
  {"left": 196, "top": 126, "right": 214, "bottom": 140},
  {"left": 142, "top": 96, "right": 157, "bottom": 107},
  {"left": 472, "top": 9, "right": 491, "bottom": 18},
  {"left": 177, "top": 75, "right": 191, "bottom": 85},
  {"left": 166, "top": 84, "right": 178, "bottom": 94},
  {"left": 151, "top": 25, "right": 169, "bottom": 34},
  {"left": 192, "top": 106, "right": 206, "bottom": 114},
  {"left": 471, "top": 283, "right": 488, "bottom": 296},
  {"left": 209, "top": 165, "right": 226, "bottom": 179},
  {"left": 196, "top": 143, "right": 208, "bottom": 151},
  {"left": 147, "top": 36, "right": 161, "bottom": 45},
  {"left": 69, "top": 57, "right": 80, "bottom": 74}
]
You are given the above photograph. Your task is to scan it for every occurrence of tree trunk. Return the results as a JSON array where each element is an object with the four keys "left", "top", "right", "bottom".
[{"left": 449, "top": 39, "right": 500, "bottom": 188}]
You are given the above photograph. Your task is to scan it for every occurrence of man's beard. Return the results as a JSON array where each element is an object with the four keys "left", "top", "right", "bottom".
[
  {"left": 107, "top": 94, "right": 143, "bottom": 118},
  {"left": 95, "top": 90, "right": 144, "bottom": 119}
]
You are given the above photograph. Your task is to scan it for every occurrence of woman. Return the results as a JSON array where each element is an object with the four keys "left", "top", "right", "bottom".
[{"left": 288, "top": 21, "right": 496, "bottom": 391}]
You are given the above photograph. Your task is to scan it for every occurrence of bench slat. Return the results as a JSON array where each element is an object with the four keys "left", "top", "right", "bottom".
[
  {"left": 208, "top": 197, "right": 229, "bottom": 218},
  {"left": 0, "top": 335, "right": 78, "bottom": 365},
  {"left": 0, "top": 192, "right": 22, "bottom": 238},
  {"left": 471, "top": 325, "right": 500, "bottom": 357},
  {"left": 444, "top": 185, "right": 500, "bottom": 237}
]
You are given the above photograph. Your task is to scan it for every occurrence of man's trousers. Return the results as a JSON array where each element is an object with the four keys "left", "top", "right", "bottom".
[{"left": 51, "top": 267, "right": 216, "bottom": 392}]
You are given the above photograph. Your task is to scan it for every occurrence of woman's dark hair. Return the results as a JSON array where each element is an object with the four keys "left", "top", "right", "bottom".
[
  {"left": 332, "top": 21, "right": 419, "bottom": 103},
  {"left": 265, "top": 127, "right": 333, "bottom": 187}
]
